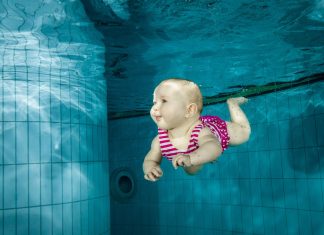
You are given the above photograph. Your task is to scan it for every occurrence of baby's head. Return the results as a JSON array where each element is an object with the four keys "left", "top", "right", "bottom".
[
  {"left": 159, "top": 78, "right": 203, "bottom": 113},
  {"left": 151, "top": 78, "right": 203, "bottom": 129}
]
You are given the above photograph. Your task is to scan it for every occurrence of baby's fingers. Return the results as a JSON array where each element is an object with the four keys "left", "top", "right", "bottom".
[
  {"left": 144, "top": 172, "right": 157, "bottom": 181},
  {"left": 144, "top": 168, "right": 163, "bottom": 182},
  {"left": 179, "top": 156, "right": 191, "bottom": 167},
  {"left": 146, "top": 173, "right": 156, "bottom": 181},
  {"left": 144, "top": 174, "right": 151, "bottom": 181},
  {"left": 172, "top": 155, "right": 181, "bottom": 169},
  {"left": 177, "top": 157, "right": 187, "bottom": 167},
  {"left": 152, "top": 167, "right": 163, "bottom": 177}
]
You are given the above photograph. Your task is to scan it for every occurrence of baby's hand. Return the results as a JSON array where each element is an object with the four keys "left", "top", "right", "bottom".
[
  {"left": 144, "top": 166, "right": 163, "bottom": 182},
  {"left": 172, "top": 154, "right": 192, "bottom": 169}
]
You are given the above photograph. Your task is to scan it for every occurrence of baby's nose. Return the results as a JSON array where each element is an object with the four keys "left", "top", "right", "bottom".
[
  {"left": 152, "top": 108, "right": 159, "bottom": 115},
  {"left": 152, "top": 106, "right": 160, "bottom": 114},
  {"left": 152, "top": 104, "right": 159, "bottom": 111}
]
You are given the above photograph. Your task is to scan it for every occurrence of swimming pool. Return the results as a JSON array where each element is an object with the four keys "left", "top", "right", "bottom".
[
  {"left": 0, "top": 0, "right": 109, "bottom": 234},
  {"left": 1, "top": 0, "right": 324, "bottom": 235}
]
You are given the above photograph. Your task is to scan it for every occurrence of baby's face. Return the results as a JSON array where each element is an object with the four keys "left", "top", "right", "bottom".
[{"left": 150, "top": 82, "right": 189, "bottom": 130}]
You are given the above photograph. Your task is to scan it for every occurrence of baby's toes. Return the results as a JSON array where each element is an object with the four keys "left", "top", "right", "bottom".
[
  {"left": 227, "top": 97, "right": 248, "bottom": 105},
  {"left": 237, "top": 97, "right": 248, "bottom": 104}
]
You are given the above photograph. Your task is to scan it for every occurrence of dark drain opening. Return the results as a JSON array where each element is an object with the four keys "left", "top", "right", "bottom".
[
  {"left": 110, "top": 167, "right": 136, "bottom": 203},
  {"left": 118, "top": 175, "right": 132, "bottom": 194}
]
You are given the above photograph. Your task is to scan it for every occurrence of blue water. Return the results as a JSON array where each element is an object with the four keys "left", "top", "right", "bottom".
[
  {"left": 0, "top": 0, "right": 109, "bottom": 234},
  {"left": 1, "top": 0, "right": 324, "bottom": 235}
]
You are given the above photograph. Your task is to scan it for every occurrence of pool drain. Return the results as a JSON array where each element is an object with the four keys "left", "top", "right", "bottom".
[{"left": 110, "top": 167, "right": 135, "bottom": 202}]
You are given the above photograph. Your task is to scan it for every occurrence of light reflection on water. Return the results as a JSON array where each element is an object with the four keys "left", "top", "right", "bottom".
[{"left": 0, "top": 0, "right": 109, "bottom": 234}]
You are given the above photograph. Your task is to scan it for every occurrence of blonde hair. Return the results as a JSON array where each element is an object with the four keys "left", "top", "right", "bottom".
[{"left": 159, "top": 78, "right": 203, "bottom": 113}]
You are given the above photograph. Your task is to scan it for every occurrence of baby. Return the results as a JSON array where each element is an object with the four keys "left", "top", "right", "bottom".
[{"left": 143, "top": 78, "right": 251, "bottom": 182}]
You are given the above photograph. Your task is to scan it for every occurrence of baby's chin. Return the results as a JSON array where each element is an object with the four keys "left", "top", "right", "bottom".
[
  {"left": 152, "top": 120, "right": 169, "bottom": 130},
  {"left": 153, "top": 121, "right": 164, "bottom": 129}
]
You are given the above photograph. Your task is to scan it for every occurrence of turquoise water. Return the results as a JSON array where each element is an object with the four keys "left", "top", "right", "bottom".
[
  {"left": 0, "top": 0, "right": 109, "bottom": 234},
  {"left": 1, "top": 0, "right": 324, "bottom": 235},
  {"left": 104, "top": 1, "right": 324, "bottom": 235}
]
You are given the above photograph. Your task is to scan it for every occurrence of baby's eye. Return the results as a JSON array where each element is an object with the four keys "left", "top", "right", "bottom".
[{"left": 162, "top": 99, "right": 167, "bottom": 103}]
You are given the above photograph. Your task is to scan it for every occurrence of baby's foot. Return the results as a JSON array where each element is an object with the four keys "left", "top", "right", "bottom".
[{"left": 227, "top": 97, "right": 248, "bottom": 106}]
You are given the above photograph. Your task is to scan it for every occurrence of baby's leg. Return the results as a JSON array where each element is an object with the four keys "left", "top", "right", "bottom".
[{"left": 226, "top": 97, "right": 251, "bottom": 146}]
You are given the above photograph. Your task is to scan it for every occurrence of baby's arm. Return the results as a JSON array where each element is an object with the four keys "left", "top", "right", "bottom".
[
  {"left": 172, "top": 128, "right": 222, "bottom": 175},
  {"left": 143, "top": 135, "right": 163, "bottom": 182}
]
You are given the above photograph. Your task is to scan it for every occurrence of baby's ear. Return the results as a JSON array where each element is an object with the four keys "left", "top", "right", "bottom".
[{"left": 186, "top": 103, "right": 198, "bottom": 117}]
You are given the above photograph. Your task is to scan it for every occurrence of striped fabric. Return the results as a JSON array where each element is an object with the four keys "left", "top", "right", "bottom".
[
  {"left": 158, "top": 115, "right": 230, "bottom": 161},
  {"left": 158, "top": 124, "right": 202, "bottom": 161}
]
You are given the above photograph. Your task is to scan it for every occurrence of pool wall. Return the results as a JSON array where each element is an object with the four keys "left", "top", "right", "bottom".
[{"left": 0, "top": 0, "right": 110, "bottom": 234}]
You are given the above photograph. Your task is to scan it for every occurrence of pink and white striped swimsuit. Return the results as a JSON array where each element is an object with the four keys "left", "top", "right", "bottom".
[{"left": 158, "top": 115, "right": 230, "bottom": 161}]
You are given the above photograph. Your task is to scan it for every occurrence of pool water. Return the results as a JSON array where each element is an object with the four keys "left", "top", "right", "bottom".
[{"left": 1, "top": 0, "right": 324, "bottom": 235}]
